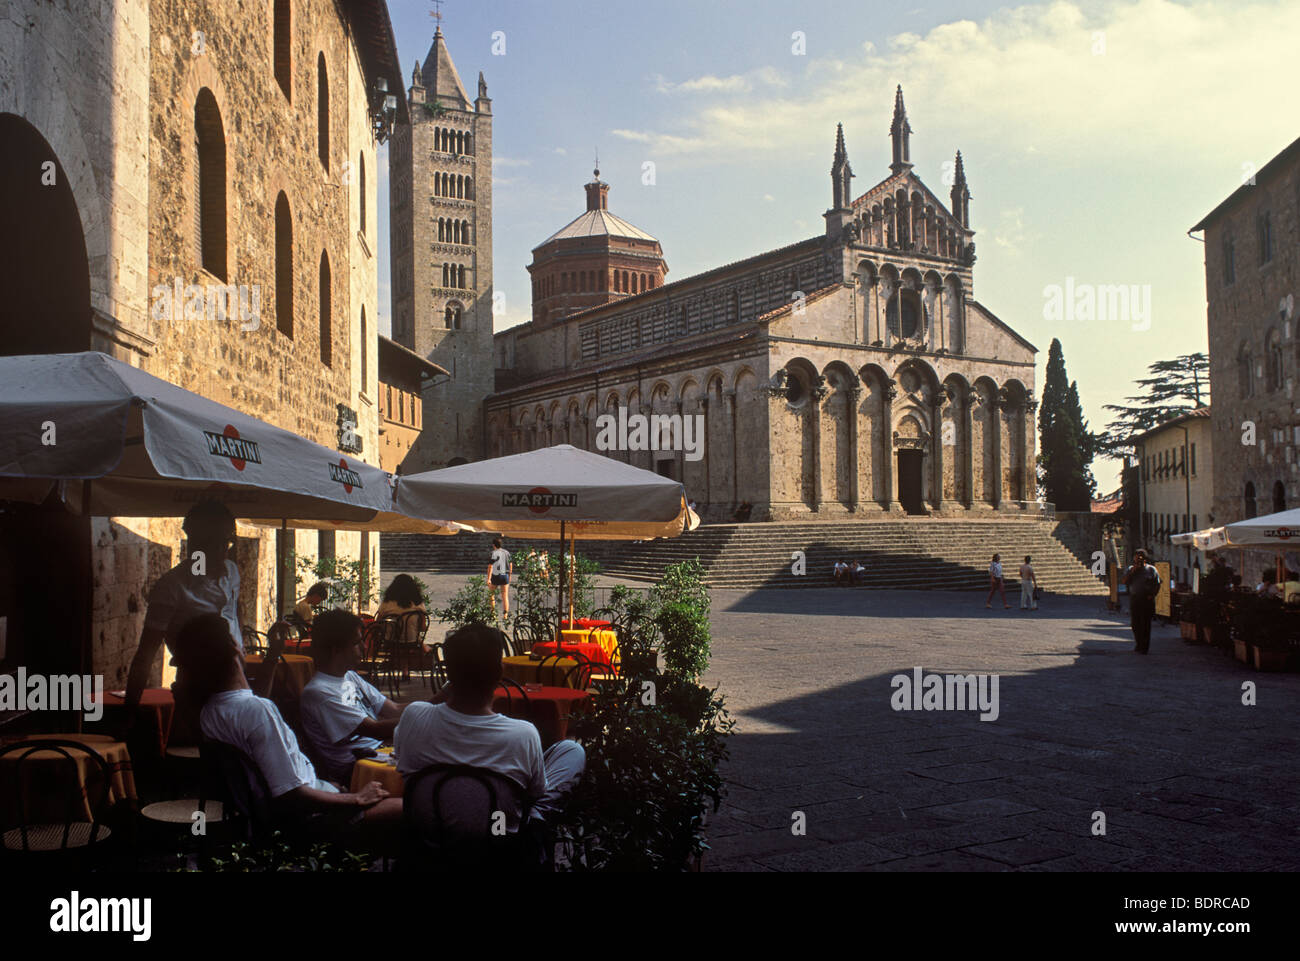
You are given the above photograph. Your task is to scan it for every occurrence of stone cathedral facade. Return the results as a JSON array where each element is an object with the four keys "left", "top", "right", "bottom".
[{"left": 486, "top": 88, "right": 1039, "bottom": 522}]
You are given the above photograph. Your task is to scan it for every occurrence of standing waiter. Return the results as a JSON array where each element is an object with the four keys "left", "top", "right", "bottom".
[{"left": 1122, "top": 549, "right": 1162, "bottom": 654}]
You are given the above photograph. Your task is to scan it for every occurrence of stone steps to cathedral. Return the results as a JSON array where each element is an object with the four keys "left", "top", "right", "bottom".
[{"left": 382, "top": 517, "right": 1108, "bottom": 596}]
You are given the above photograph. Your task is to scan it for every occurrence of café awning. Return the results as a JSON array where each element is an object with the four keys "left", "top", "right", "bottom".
[
  {"left": 394, "top": 444, "right": 699, "bottom": 540},
  {"left": 0, "top": 351, "right": 455, "bottom": 533}
]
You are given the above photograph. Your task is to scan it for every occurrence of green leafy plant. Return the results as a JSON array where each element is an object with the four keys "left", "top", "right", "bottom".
[
  {"left": 513, "top": 547, "right": 602, "bottom": 627},
  {"left": 652, "top": 559, "right": 712, "bottom": 681},
  {"left": 433, "top": 575, "right": 501, "bottom": 630},
  {"left": 291, "top": 552, "right": 376, "bottom": 612},
  {"left": 184, "top": 831, "right": 372, "bottom": 873},
  {"left": 555, "top": 560, "right": 732, "bottom": 872},
  {"left": 409, "top": 573, "right": 435, "bottom": 610}
]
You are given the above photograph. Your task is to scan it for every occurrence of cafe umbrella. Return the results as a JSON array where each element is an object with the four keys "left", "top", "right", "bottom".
[
  {"left": 0, "top": 351, "right": 459, "bottom": 672},
  {"left": 395, "top": 444, "right": 700, "bottom": 639}
]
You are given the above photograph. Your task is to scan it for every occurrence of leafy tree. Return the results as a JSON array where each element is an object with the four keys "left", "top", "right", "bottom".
[
  {"left": 1037, "top": 339, "right": 1096, "bottom": 510},
  {"left": 1096, "top": 352, "right": 1209, "bottom": 454}
]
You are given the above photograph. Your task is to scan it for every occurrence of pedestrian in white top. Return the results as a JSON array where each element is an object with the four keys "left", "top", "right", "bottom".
[
  {"left": 488, "top": 538, "right": 512, "bottom": 617},
  {"left": 395, "top": 623, "right": 585, "bottom": 834},
  {"left": 1019, "top": 555, "right": 1038, "bottom": 610},
  {"left": 299, "top": 610, "right": 407, "bottom": 782},
  {"left": 985, "top": 553, "right": 1010, "bottom": 609}
]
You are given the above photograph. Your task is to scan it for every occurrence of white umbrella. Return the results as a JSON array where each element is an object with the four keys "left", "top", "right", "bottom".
[
  {"left": 1170, "top": 526, "right": 1229, "bottom": 551},
  {"left": 396, "top": 444, "right": 699, "bottom": 634},
  {"left": 1223, "top": 508, "right": 1300, "bottom": 546},
  {"left": 0, "top": 351, "right": 454, "bottom": 534}
]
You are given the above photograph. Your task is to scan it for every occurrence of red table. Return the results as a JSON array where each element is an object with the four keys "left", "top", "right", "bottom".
[
  {"left": 89, "top": 688, "right": 175, "bottom": 758},
  {"left": 531, "top": 640, "right": 613, "bottom": 669},
  {"left": 560, "top": 618, "right": 611, "bottom": 630},
  {"left": 493, "top": 685, "right": 591, "bottom": 745}
]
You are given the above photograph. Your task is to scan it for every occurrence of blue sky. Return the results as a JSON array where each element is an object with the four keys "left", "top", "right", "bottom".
[{"left": 377, "top": 0, "right": 1300, "bottom": 489}]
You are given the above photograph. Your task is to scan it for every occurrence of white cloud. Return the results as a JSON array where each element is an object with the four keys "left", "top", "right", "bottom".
[
  {"left": 617, "top": 0, "right": 1300, "bottom": 167},
  {"left": 611, "top": 129, "right": 652, "bottom": 143},
  {"left": 553, "top": 147, "right": 567, "bottom": 156},
  {"left": 653, "top": 67, "right": 789, "bottom": 95}
]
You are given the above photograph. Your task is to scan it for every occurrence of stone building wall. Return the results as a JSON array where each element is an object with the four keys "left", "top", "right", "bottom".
[
  {"left": 1200, "top": 138, "right": 1300, "bottom": 529},
  {"left": 2, "top": 0, "right": 391, "bottom": 684}
]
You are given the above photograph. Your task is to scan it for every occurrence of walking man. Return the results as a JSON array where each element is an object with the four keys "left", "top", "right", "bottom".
[
  {"left": 1123, "top": 549, "right": 1161, "bottom": 654},
  {"left": 1019, "top": 555, "right": 1037, "bottom": 611},
  {"left": 488, "top": 537, "right": 512, "bottom": 619},
  {"left": 986, "top": 554, "right": 1010, "bottom": 609}
]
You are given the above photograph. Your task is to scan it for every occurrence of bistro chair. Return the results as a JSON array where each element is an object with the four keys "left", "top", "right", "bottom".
[
  {"left": 241, "top": 624, "right": 269, "bottom": 656},
  {"left": 389, "top": 609, "right": 432, "bottom": 693},
  {"left": 361, "top": 616, "right": 397, "bottom": 688},
  {"left": 534, "top": 652, "right": 589, "bottom": 688},
  {"left": 400, "top": 764, "right": 542, "bottom": 872},
  {"left": 427, "top": 642, "right": 450, "bottom": 695},
  {"left": 493, "top": 677, "right": 532, "bottom": 718},
  {"left": 564, "top": 659, "right": 619, "bottom": 692},
  {"left": 199, "top": 739, "right": 276, "bottom": 843},
  {"left": 0, "top": 738, "right": 116, "bottom": 861}
]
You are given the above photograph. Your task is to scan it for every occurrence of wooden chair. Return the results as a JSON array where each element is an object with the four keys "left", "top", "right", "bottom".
[
  {"left": 387, "top": 610, "right": 432, "bottom": 697},
  {"left": 494, "top": 677, "right": 532, "bottom": 717},
  {"left": 361, "top": 616, "right": 398, "bottom": 689},
  {"left": 0, "top": 739, "right": 116, "bottom": 859},
  {"left": 427, "top": 642, "right": 450, "bottom": 695},
  {"left": 241, "top": 624, "right": 269, "bottom": 656}
]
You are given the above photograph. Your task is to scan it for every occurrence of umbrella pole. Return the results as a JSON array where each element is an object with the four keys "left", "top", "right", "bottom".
[
  {"left": 277, "top": 519, "right": 288, "bottom": 621},
  {"left": 557, "top": 520, "right": 565, "bottom": 647},
  {"left": 569, "top": 529, "right": 576, "bottom": 626},
  {"left": 79, "top": 479, "right": 93, "bottom": 734}
]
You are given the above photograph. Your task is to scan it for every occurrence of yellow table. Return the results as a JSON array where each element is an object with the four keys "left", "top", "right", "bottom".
[
  {"left": 502, "top": 655, "right": 583, "bottom": 689},
  {"left": 349, "top": 753, "right": 403, "bottom": 797}
]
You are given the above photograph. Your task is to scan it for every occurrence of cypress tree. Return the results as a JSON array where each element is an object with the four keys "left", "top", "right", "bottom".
[{"left": 1037, "top": 339, "right": 1096, "bottom": 510}]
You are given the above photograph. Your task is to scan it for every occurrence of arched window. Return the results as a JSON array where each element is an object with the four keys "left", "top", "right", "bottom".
[
  {"left": 887, "top": 289, "right": 922, "bottom": 339},
  {"left": 458, "top": 264, "right": 466, "bottom": 288},
  {"left": 194, "top": 89, "right": 227, "bottom": 280},
  {"left": 463, "top": 220, "right": 470, "bottom": 244},
  {"left": 730, "top": 291, "right": 740, "bottom": 324},
  {"left": 273, "top": 0, "right": 291, "bottom": 101},
  {"left": 319, "top": 251, "right": 331, "bottom": 366},
  {"left": 316, "top": 53, "right": 329, "bottom": 171},
  {"left": 442, "top": 264, "right": 449, "bottom": 287},
  {"left": 1274, "top": 480, "right": 1286, "bottom": 514},
  {"left": 465, "top": 132, "right": 473, "bottom": 153},
  {"left": 466, "top": 176, "right": 474, "bottom": 200},
  {"left": 275, "top": 192, "right": 293, "bottom": 337},
  {"left": 1267, "top": 329, "right": 1283, "bottom": 391},
  {"left": 359, "top": 153, "right": 366, "bottom": 235},
  {"left": 1245, "top": 481, "right": 1257, "bottom": 519},
  {"left": 1239, "top": 345, "right": 1254, "bottom": 397},
  {"left": 445, "top": 303, "right": 462, "bottom": 330},
  {"left": 360, "top": 306, "right": 367, "bottom": 393}
]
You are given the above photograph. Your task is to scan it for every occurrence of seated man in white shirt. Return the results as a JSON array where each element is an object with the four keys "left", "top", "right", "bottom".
[
  {"left": 394, "top": 623, "right": 585, "bottom": 834},
  {"left": 300, "top": 610, "right": 406, "bottom": 782},
  {"left": 173, "top": 612, "right": 400, "bottom": 826}
]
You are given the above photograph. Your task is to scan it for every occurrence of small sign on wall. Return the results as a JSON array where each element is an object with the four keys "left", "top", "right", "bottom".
[{"left": 337, "top": 403, "right": 363, "bottom": 454}]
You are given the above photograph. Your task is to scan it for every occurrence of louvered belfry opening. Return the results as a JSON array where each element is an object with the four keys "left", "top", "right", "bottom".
[
  {"left": 194, "top": 88, "right": 226, "bottom": 281},
  {"left": 319, "top": 250, "right": 331, "bottom": 366}
]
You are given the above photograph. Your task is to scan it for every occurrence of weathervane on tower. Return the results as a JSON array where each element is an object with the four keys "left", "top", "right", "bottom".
[{"left": 430, "top": 0, "right": 444, "bottom": 31}]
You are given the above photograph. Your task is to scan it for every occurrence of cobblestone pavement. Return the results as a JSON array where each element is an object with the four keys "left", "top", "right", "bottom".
[
  {"left": 699, "top": 588, "right": 1300, "bottom": 872},
  {"left": 403, "top": 574, "right": 1300, "bottom": 872}
]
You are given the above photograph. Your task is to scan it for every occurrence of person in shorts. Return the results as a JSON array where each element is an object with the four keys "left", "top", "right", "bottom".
[
  {"left": 488, "top": 538, "right": 512, "bottom": 618},
  {"left": 986, "top": 553, "right": 1010, "bottom": 609}
]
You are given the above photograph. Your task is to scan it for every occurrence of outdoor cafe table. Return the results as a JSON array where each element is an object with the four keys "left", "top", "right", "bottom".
[
  {"left": 87, "top": 687, "right": 175, "bottom": 759},
  {"left": 494, "top": 685, "right": 591, "bottom": 745},
  {"left": 501, "top": 655, "right": 583, "bottom": 689},
  {"left": 244, "top": 653, "right": 315, "bottom": 701},
  {"left": 0, "top": 733, "right": 138, "bottom": 826},
  {"left": 531, "top": 640, "right": 612, "bottom": 669},
  {"left": 349, "top": 749, "right": 403, "bottom": 797}
]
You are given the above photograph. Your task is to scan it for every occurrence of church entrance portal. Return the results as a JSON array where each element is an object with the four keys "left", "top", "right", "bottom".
[{"left": 897, "top": 449, "right": 926, "bottom": 515}]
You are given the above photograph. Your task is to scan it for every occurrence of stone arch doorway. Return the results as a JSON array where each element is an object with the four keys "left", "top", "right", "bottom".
[
  {"left": 896, "top": 449, "right": 925, "bottom": 514},
  {"left": 0, "top": 114, "right": 91, "bottom": 356}
]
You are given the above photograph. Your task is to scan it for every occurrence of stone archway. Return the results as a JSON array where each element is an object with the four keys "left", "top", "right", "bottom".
[{"left": 0, "top": 114, "right": 91, "bottom": 355}]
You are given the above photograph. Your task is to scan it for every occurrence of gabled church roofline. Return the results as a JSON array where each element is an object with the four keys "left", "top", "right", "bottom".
[
  {"left": 851, "top": 169, "right": 969, "bottom": 234},
  {"left": 968, "top": 299, "right": 1037, "bottom": 354}
]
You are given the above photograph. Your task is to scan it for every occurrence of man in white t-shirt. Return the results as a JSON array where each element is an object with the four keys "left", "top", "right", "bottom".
[
  {"left": 125, "top": 501, "right": 247, "bottom": 743},
  {"left": 174, "top": 612, "right": 397, "bottom": 823},
  {"left": 488, "top": 538, "right": 512, "bottom": 617},
  {"left": 300, "top": 610, "right": 407, "bottom": 781},
  {"left": 395, "top": 623, "right": 585, "bottom": 834}
]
